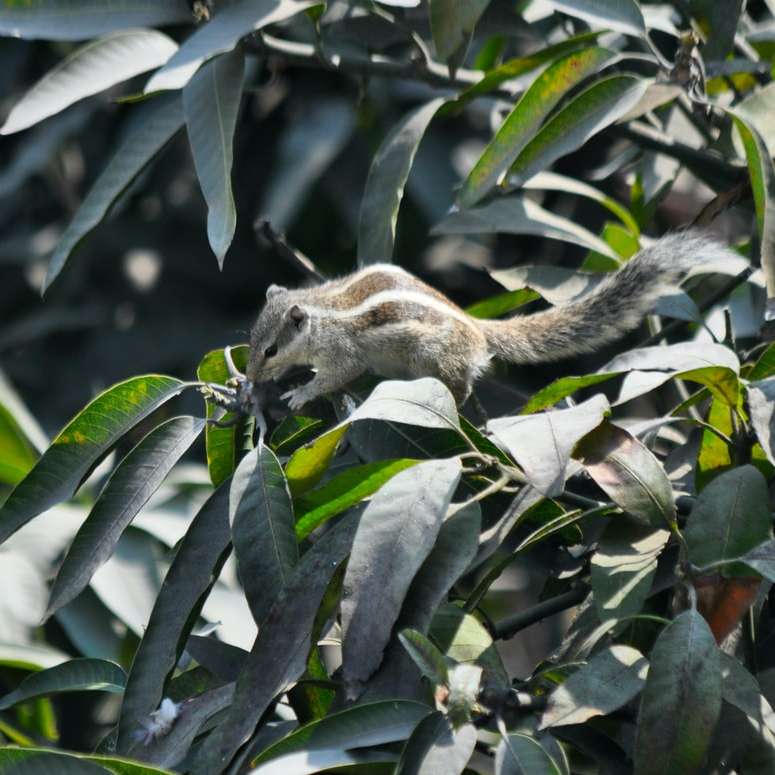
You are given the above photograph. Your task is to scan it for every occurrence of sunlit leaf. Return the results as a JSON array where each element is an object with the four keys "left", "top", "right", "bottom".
[
  {"left": 545, "top": 0, "right": 646, "bottom": 37},
  {"left": 398, "top": 629, "right": 449, "bottom": 686},
  {"left": 395, "top": 713, "right": 476, "bottom": 775}
]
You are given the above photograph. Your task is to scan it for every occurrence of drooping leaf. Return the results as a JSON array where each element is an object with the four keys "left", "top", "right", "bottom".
[
  {"left": 429, "top": 0, "right": 489, "bottom": 63},
  {"left": 574, "top": 421, "right": 676, "bottom": 528},
  {"left": 341, "top": 458, "right": 462, "bottom": 695},
  {"left": 684, "top": 465, "right": 772, "bottom": 576},
  {"left": 294, "top": 458, "right": 419, "bottom": 540},
  {"left": 495, "top": 732, "right": 564, "bottom": 775},
  {"left": 691, "top": 0, "right": 745, "bottom": 60},
  {"left": 544, "top": 0, "right": 646, "bottom": 37},
  {"left": 458, "top": 47, "right": 618, "bottom": 208},
  {"left": 46, "top": 416, "right": 204, "bottom": 617},
  {"left": 1, "top": 30, "right": 178, "bottom": 135},
  {"left": 183, "top": 49, "right": 245, "bottom": 266},
  {"left": 0, "top": 375, "right": 185, "bottom": 546},
  {"left": 634, "top": 609, "right": 721, "bottom": 775},
  {"left": 488, "top": 394, "right": 609, "bottom": 496},
  {"left": 358, "top": 97, "right": 446, "bottom": 264},
  {"left": 116, "top": 485, "right": 231, "bottom": 752},
  {"left": 229, "top": 444, "right": 298, "bottom": 624},
  {"left": 719, "top": 651, "right": 775, "bottom": 735},
  {"left": 145, "top": 0, "right": 320, "bottom": 92},
  {"left": 192, "top": 512, "right": 359, "bottom": 775},
  {"left": 395, "top": 713, "right": 476, "bottom": 775},
  {"left": 398, "top": 629, "right": 449, "bottom": 687},
  {"left": 540, "top": 645, "right": 648, "bottom": 728},
  {"left": 45, "top": 94, "right": 184, "bottom": 290},
  {"left": 251, "top": 700, "right": 431, "bottom": 772},
  {"left": 0, "top": 0, "right": 191, "bottom": 41},
  {"left": 507, "top": 75, "right": 651, "bottom": 189},
  {"left": 590, "top": 520, "right": 669, "bottom": 621}
]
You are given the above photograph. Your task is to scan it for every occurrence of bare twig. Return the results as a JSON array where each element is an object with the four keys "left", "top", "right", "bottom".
[{"left": 253, "top": 219, "right": 325, "bottom": 282}]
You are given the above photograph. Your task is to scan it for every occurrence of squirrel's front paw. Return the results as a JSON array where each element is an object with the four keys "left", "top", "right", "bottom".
[{"left": 281, "top": 385, "right": 315, "bottom": 412}]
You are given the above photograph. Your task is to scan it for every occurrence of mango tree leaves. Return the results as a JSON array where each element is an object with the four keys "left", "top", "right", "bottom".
[
  {"left": 749, "top": 378, "right": 775, "bottom": 465},
  {"left": 395, "top": 713, "right": 476, "bottom": 775},
  {"left": 183, "top": 49, "right": 245, "bottom": 266},
  {"left": 252, "top": 700, "right": 430, "bottom": 773},
  {"left": 116, "top": 485, "right": 231, "bottom": 752},
  {"left": 507, "top": 75, "right": 650, "bottom": 189},
  {"left": 545, "top": 0, "right": 646, "bottom": 37},
  {"left": 540, "top": 645, "right": 648, "bottom": 728},
  {"left": 633, "top": 609, "right": 721, "bottom": 775},
  {"left": 522, "top": 373, "right": 619, "bottom": 414},
  {"left": 488, "top": 394, "right": 609, "bottom": 496},
  {"left": 341, "top": 458, "right": 461, "bottom": 696},
  {"left": 0, "top": 401, "right": 38, "bottom": 486},
  {"left": 1, "top": 30, "right": 178, "bottom": 135},
  {"left": 0, "top": 659, "right": 125, "bottom": 710},
  {"left": 0, "top": 375, "right": 185, "bottom": 546},
  {"left": 229, "top": 444, "right": 297, "bottom": 625},
  {"left": 398, "top": 629, "right": 449, "bottom": 686},
  {"left": 575, "top": 422, "right": 675, "bottom": 528},
  {"left": 684, "top": 465, "right": 771, "bottom": 576},
  {"left": 0, "top": 747, "right": 174, "bottom": 774},
  {"left": 145, "top": 0, "right": 320, "bottom": 92},
  {"left": 45, "top": 415, "right": 205, "bottom": 617},
  {"left": 591, "top": 520, "right": 669, "bottom": 621},
  {"left": 0, "top": 0, "right": 191, "bottom": 41},
  {"left": 495, "top": 733, "right": 564, "bottom": 775},
  {"left": 458, "top": 47, "right": 618, "bottom": 208},
  {"left": 45, "top": 94, "right": 184, "bottom": 290},
  {"left": 358, "top": 97, "right": 446, "bottom": 264},
  {"left": 429, "top": 0, "right": 489, "bottom": 64}
]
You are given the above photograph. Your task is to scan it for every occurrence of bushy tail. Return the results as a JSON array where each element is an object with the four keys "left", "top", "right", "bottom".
[{"left": 477, "top": 230, "right": 737, "bottom": 364}]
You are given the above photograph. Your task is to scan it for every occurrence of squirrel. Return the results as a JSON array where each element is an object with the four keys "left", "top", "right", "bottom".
[{"left": 246, "top": 230, "right": 737, "bottom": 409}]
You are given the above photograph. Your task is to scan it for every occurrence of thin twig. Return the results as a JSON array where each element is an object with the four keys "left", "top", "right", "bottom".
[{"left": 253, "top": 219, "right": 325, "bottom": 282}]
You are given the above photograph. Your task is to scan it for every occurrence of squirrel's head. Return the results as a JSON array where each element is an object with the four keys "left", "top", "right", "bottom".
[{"left": 247, "top": 284, "right": 312, "bottom": 383}]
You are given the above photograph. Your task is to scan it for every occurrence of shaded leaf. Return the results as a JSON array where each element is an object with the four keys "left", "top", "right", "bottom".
[
  {"left": 0, "top": 745, "right": 174, "bottom": 773},
  {"left": 0, "top": 375, "right": 185, "bottom": 546},
  {"left": 1, "top": 30, "right": 178, "bottom": 135},
  {"left": 540, "top": 645, "right": 648, "bottom": 728},
  {"left": 634, "top": 609, "right": 721, "bottom": 775},
  {"left": 358, "top": 98, "right": 446, "bottom": 264},
  {"left": 183, "top": 49, "right": 244, "bottom": 265},
  {"left": 45, "top": 94, "right": 184, "bottom": 290},
  {"left": 429, "top": 0, "right": 489, "bottom": 62},
  {"left": 575, "top": 422, "right": 675, "bottom": 528},
  {"left": 341, "top": 458, "right": 462, "bottom": 694},
  {"left": 269, "top": 415, "right": 323, "bottom": 456},
  {"left": 395, "top": 713, "right": 476, "bottom": 775},
  {"left": 46, "top": 416, "right": 204, "bottom": 617},
  {"left": 738, "top": 539, "right": 775, "bottom": 582},
  {"left": 720, "top": 651, "right": 775, "bottom": 734},
  {"left": 458, "top": 47, "right": 618, "bottom": 208},
  {"left": 116, "top": 485, "right": 231, "bottom": 752},
  {"left": 230, "top": 444, "right": 298, "bottom": 624},
  {"left": 545, "top": 0, "right": 646, "bottom": 37},
  {"left": 399, "top": 629, "right": 449, "bottom": 686},
  {"left": 684, "top": 465, "right": 772, "bottom": 576},
  {"left": 488, "top": 394, "right": 609, "bottom": 496},
  {"left": 507, "top": 75, "right": 651, "bottom": 189},
  {"left": 496, "top": 733, "right": 563, "bottom": 775}
]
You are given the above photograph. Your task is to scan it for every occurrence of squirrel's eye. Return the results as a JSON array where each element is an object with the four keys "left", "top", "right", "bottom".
[{"left": 264, "top": 343, "right": 278, "bottom": 358}]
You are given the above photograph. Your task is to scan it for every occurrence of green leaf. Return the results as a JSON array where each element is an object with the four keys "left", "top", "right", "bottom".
[
  {"left": 488, "top": 394, "right": 609, "bottom": 496},
  {"left": 719, "top": 651, "right": 775, "bottom": 735},
  {"left": 396, "top": 713, "right": 476, "bottom": 775},
  {"left": 196, "top": 345, "right": 250, "bottom": 487},
  {"left": 46, "top": 416, "right": 204, "bottom": 617},
  {"left": 183, "top": 49, "right": 244, "bottom": 266},
  {"left": 116, "top": 485, "right": 230, "bottom": 752},
  {"left": 545, "top": 0, "right": 646, "bottom": 37},
  {"left": 521, "top": 372, "right": 620, "bottom": 414},
  {"left": 193, "top": 512, "right": 360, "bottom": 774},
  {"left": 0, "top": 1, "right": 191, "bottom": 41},
  {"left": 684, "top": 466, "right": 772, "bottom": 576},
  {"left": 358, "top": 97, "right": 446, "bottom": 264},
  {"left": 145, "top": 0, "right": 320, "bottom": 92},
  {"left": 434, "top": 196, "right": 619, "bottom": 259},
  {"left": 294, "top": 458, "right": 419, "bottom": 540},
  {"left": 464, "top": 288, "right": 540, "bottom": 319},
  {"left": 45, "top": 94, "right": 184, "bottom": 290},
  {"left": 749, "top": 376, "right": 775, "bottom": 466},
  {"left": 429, "top": 0, "right": 489, "bottom": 62},
  {"left": 0, "top": 746, "right": 176, "bottom": 774},
  {"left": 507, "top": 75, "right": 651, "bottom": 189},
  {"left": 0, "top": 375, "right": 185, "bottom": 546},
  {"left": 285, "top": 425, "right": 349, "bottom": 497},
  {"left": 0, "top": 30, "right": 178, "bottom": 135},
  {"left": 634, "top": 609, "right": 721, "bottom": 775},
  {"left": 0, "top": 644, "right": 68, "bottom": 672},
  {"left": 458, "top": 47, "right": 618, "bottom": 208},
  {"left": 341, "top": 458, "right": 462, "bottom": 695},
  {"left": 540, "top": 644, "right": 648, "bottom": 728},
  {"left": 749, "top": 343, "right": 775, "bottom": 380},
  {"left": 398, "top": 629, "right": 449, "bottom": 686},
  {"left": 269, "top": 416, "right": 323, "bottom": 456},
  {"left": 495, "top": 732, "right": 564, "bottom": 775},
  {"left": 0, "top": 659, "right": 125, "bottom": 710},
  {"left": 691, "top": 0, "right": 744, "bottom": 60},
  {"left": 697, "top": 397, "right": 734, "bottom": 488},
  {"left": 0, "top": 401, "right": 38, "bottom": 486},
  {"left": 575, "top": 421, "right": 676, "bottom": 528},
  {"left": 230, "top": 444, "right": 298, "bottom": 624},
  {"left": 737, "top": 539, "right": 775, "bottom": 582},
  {"left": 251, "top": 700, "right": 431, "bottom": 771},
  {"left": 590, "top": 521, "right": 669, "bottom": 621}
]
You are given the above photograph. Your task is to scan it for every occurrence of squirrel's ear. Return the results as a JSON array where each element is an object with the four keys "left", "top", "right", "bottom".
[
  {"left": 288, "top": 305, "right": 307, "bottom": 327},
  {"left": 266, "top": 284, "right": 287, "bottom": 299}
]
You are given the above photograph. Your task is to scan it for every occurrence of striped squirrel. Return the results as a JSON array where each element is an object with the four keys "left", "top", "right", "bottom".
[{"left": 246, "top": 230, "right": 736, "bottom": 409}]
